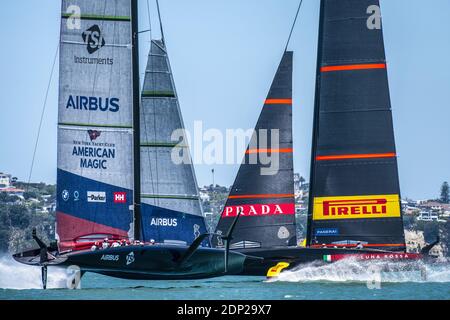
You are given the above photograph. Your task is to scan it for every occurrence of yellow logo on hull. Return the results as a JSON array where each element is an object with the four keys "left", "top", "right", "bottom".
[
  {"left": 313, "top": 194, "right": 401, "bottom": 221},
  {"left": 266, "top": 262, "right": 290, "bottom": 278}
]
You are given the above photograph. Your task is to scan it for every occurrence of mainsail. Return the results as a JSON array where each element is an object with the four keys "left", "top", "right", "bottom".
[
  {"left": 139, "top": 40, "right": 208, "bottom": 246},
  {"left": 306, "top": 0, "right": 405, "bottom": 251},
  {"left": 57, "top": 0, "right": 134, "bottom": 251},
  {"left": 214, "top": 52, "right": 296, "bottom": 249}
]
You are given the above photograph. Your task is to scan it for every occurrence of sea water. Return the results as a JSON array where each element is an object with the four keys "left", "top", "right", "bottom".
[{"left": 0, "top": 256, "right": 449, "bottom": 300}]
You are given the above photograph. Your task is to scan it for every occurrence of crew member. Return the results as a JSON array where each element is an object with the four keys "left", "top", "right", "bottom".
[
  {"left": 102, "top": 238, "right": 110, "bottom": 249},
  {"left": 111, "top": 241, "right": 120, "bottom": 248}
]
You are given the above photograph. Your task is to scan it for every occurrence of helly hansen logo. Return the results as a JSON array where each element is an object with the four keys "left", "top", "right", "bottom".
[
  {"left": 82, "top": 25, "right": 105, "bottom": 54},
  {"left": 114, "top": 192, "right": 127, "bottom": 204},
  {"left": 222, "top": 203, "right": 295, "bottom": 218},
  {"left": 313, "top": 195, "right": 401, "bottom": 221}
]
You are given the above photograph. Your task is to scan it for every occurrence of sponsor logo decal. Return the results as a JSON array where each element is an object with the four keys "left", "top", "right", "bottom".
[
  {"left": 66, "top": 95, "right": 120, "bottom": 112},
  {"left": 88, "top": 130, "right": 101, "bottom": 141},
  {"left": 73, "top": 191, "right": 80, "bottom": 202},
  {"left": 327, "top": 253, "right": 420, "bottom": 262},
  {"left": 74, "top": 25, "right": 113, "bottom": 65},
  {"left": 222, "top": 203, "right": 295, "bottom": 217},
  {"left": 315, "top": 228, "right": 339, "bottom": 236},
  {"left": 71, "top": 139, "right": 116, "bottom": 170},
  {"left": 313, "top": 194, "right": 401, "bottom": 220},
  {"left": 277, "top": 226, "right": 290, "bottom": 239},
  {"left": 216, "top": 230, "right": 224, "bottom": 247},
  {"left": 114, "top": 192, "right": 127, "bottom": 204},
  {"left": 150, "top": 218, "right": 178, "bottom": 227},
  {"left": 82, "top": 25, "right": 105, "bottom": 54},
  {"left": 62, "top": 190, "right": 70, "bottom": 202},
  {"left": 193, "top": 224, "right": 201, "bottom": 239},
  {"left": 87, "top": 191, "right": 106, "bottom": 203},
  {"left": 101, "top": 255, "right": 119, "bottom": 262},
  {"left": 126, "top": 252, "right": 135, "bottom": 266}
]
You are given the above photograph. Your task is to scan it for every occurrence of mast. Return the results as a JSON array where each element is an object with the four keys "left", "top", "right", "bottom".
[
  {"left": 306, "top": 0, "right": 325, "bottom": 245},
  {"left": 131, "top": 0, "right": 142, "bottom": 241},
  {"left": 156, "top": 0, "right": 165, "bottom": 45}
]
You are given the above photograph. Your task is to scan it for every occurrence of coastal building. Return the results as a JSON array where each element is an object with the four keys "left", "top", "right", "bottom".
[
  {"left": 417, "top": 211, "right": 439, "bottom": 222},
  {"left": 199, "top": 191, "right": 210, "bottom": 202},
  {"left": 0, "top": 172, "right": 24, "bottom": 196},
  {"left": 0, "top": 173, "right": 11, "bottom": 189}
]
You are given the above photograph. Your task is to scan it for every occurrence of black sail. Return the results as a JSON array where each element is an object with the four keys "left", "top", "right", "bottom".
[
  {"left": 213, "top": 52, "right": 296, "bottom": 249},
  {"left": 306, "top": 0, "right": 405, "bottom": 251}
]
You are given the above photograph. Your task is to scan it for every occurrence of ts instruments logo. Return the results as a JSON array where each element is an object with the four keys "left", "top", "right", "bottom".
[
  {"left": 82, "top": 25, "right": 105, "bottom": 54},
  {"left": 313, "top": 194, "right": 401, "bottom": 221},
  {"left": 113, "top": 192, "right": 127, "bottom": 204}
]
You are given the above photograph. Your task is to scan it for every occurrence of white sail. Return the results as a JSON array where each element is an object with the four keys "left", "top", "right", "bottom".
[
  {"left": 139, "top": 40, "right": 208, "bottom": 245},
  {"left": 57, "top": 0, "right": 134, "bottom": 250}
]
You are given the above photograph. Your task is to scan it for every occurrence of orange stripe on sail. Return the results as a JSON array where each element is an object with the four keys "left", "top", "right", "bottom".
[
  {"left": 246, "top": 148, "right": 293, "bottom": 154},
  {"left": 321, "top": 63, "right": 386, "bottom": 72},
  {"left": 316, "top": 153, "right": 396, "bottom": 161},
  {"left": 264, "top": 99, "right": 292, "bottom": 105},
  {"left": 228, "top": 194, "right": 294, "bottom": 200}
]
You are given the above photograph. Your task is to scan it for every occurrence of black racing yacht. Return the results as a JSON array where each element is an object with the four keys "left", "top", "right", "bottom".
[{"left": 213, "top": 0, "right": 438, "bottom": 277}]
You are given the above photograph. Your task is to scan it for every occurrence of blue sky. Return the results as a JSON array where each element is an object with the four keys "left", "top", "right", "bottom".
[{"left": 0, "top": 0, "right": 449, "bottom": 200}]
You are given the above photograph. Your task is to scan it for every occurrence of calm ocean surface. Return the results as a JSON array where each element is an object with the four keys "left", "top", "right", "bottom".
[{"left": 1, "top": 256, "right": 449, "bottom": 300}]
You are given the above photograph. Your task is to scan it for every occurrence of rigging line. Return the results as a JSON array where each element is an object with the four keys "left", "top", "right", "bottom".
[
  {"left": 284, "top": 0, "right": 303, "bottom": 52},
  {"left": 27, "top": 44, "right": 59, "bottom": 188},
  {"left": 156, "top": 0, "right": 165, "bottom": 44},
  {"left": 146, "top": 0, "right": 153, "bottom": 42}
]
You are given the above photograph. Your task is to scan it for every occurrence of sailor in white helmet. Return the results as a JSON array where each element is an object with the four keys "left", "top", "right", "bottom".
[
  {"left": 102, "top": 238, "right": 110, "bottom": 249},
  {"left": 149, "top": 239, "right": 156, "bottom": 245},
  {"left": 111, "top": 241, "right": 121, "bottom": 248}
]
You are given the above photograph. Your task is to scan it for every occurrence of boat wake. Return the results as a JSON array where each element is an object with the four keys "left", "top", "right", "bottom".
[
  {"left": 0, "top": 255, "right": 68, "bottom": 290},
  {"left": 267, "top": 258, "right": 450, "bottom": 284}
]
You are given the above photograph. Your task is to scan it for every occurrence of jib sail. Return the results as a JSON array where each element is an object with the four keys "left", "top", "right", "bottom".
[
  {"left": 306, "top": 0, "right": 405, "bottom": 251},
  {"left": 57, "top": 0, "right": 134, "bottom": 251},
  {"left": 213, "top": 52, "right": 296, "bottom": 249},
  {"left": 139, "top": 40, "right": 208, "bottom": 246}
]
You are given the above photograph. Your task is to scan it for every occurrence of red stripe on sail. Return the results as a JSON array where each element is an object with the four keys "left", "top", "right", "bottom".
[
  {"left": 316, "top": 153, "right": 396, "bottom": 161},
  {"left": 321, "top": 63, "right": 386, "bottom": 72},
  {"left": 228, "top": 194, "right": 294, "bottom": 199},
  {"left": 310, "top": 243, "right": 405, "bottom": 248}
]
